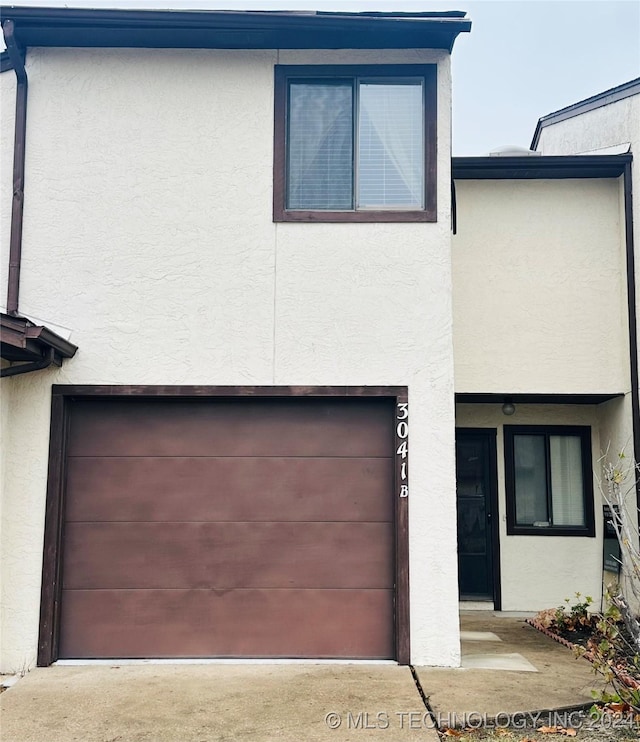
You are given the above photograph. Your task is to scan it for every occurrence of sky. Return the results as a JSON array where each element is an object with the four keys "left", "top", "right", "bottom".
[{"left": 3, "top": 0, "right": 640, "bottom": 154}]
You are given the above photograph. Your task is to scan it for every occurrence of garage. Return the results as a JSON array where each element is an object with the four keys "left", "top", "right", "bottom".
[{"left": 54, "top": 393, "right": 398, "bottom": 660}]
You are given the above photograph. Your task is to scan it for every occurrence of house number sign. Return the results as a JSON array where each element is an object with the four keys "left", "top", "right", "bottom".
[{"left": 396, "top": 402, "right": 409, "bottom": 498}]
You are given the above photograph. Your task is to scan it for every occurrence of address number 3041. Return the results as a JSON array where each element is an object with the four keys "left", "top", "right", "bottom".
[{"left": 396, "top": 402, "right": 408, "bottom": 498}]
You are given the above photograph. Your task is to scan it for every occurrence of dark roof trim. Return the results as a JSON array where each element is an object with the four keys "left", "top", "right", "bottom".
[
  {"left": 0, "top": 7, "right": 471, "bottom": 51},
  {"left": 456, "top": 393, "right": 624, "bottom": 406},
  {"left": 452, "top": 153, "right": 632, "bottom": 180},
  {"left": 531, "top": 77, "right": 640, "bottom": 150},
  {"left": 316, "top": 11, "right": 468, "bottom": 18},
  {"left": 1, "top": 312, "right": 77, "bottom": 365}
]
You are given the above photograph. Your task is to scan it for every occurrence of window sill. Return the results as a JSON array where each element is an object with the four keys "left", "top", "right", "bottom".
[
  {"left": 506, "top": 526, "right": 595, "bottom": 538},
  {"left": 273, "top": 209, "right": 437, "bottom": 223}
]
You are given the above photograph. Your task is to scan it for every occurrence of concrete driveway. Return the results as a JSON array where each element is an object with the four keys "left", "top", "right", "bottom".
[{"left": 0, "top": 664, "right": 437, "bottom": 742}]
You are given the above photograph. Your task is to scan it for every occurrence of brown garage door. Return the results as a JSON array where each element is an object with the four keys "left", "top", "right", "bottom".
[{"left": 59, "top": 397, "right": 395, "bottom": 659}]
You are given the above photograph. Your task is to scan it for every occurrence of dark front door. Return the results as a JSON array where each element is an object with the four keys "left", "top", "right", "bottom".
[{"left": 456, "top": 429, "right": 499, "bottom": 602}]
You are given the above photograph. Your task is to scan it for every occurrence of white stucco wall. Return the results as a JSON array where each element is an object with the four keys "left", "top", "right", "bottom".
[
  {"left": 535, "top": 95, "right": 640, "bottom": 159},
  {"left": 536, "top": 94, "right": 640, "bottom": 413},
  {"left": 0, "top": 47, "right": 458, "bottom": 671},
  {"left": 452, "top": 178, "right": 628, "bottom": 394},
  {"left": 1, "top": 69, "right": 17, "bottom": 669},
  {"left": 456, "top": 403, "right": 607, "bottom": 611}
]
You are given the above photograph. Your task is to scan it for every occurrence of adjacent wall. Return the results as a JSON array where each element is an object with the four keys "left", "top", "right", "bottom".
[
  {"left": 0, "top": 47, "right": 458, "bottom": 671},
  {"left": 536, "top": 95, "right": 640, "bottom": 609},
  {"left": 453, "top": 177, "right": 628, "bottom": 395},
  {"left": 456, "top": 403, "right": 602, "bottom": 611},
  {"left": 535, "top": 96, "right": 640, "bottom": 408},
  {"left": 0, "top": 68, "right": 16, "bottom": 669},
  {"left": 453, "top": 173, "right": 633, "bottom": 611}
]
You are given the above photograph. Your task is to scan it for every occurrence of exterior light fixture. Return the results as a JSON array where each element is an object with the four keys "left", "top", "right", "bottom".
[{"left": 502, "top": 400, "right": 516, "bottom": 416}]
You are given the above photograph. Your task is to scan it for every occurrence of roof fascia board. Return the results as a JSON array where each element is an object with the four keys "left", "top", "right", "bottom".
[
  {"left": 455, "top": 393, "right": 624, "bottom": 405},
  {"left": 452, "top": 154, "right": 632, "bottom": 180},
  {"left": 0, "top": 7, "right": 471, "bottom": 51},
  {"left": 531, "top": 77, "right": 640, "bottom": 150}
]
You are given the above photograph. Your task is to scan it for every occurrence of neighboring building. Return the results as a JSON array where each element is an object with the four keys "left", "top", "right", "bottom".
[
  {"left": 0, "top": 7, "right": 636, "bottom": 675},
  {"left": 532, "top": 78, "right": 639, "bottom": 442},
  {"left": 530, "top": 79, "right": 640, "bottom": 606},
  {"left": 531, "top": 78, "right": 640, "bottom": 158}
]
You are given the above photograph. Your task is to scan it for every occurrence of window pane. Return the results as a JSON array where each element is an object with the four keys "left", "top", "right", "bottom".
[
  {"left": 287, "top": 82, "right": 353, "bottom": 210},
  {"left": 550, "top": 436, "right": 586, "bottom": 527},
  {"left": 357, "top": 82, "right": 423, "bottom": 209},
  {"left": 514, "top": 435, "right": 548, "bottom": 526}
]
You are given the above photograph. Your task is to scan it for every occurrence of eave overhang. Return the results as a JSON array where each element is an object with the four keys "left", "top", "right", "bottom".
[
  {"left": 0, "top": 7, "right": 471, "bottom": 51},
  {"left": 452, "top": 153, "right": 632, "bottom": 180},
  {"left": 456, "top": 393, "right": 624, "bottom": 406},
  {"left": 1, "top": 312, "right": 77, "bottom": 366}
]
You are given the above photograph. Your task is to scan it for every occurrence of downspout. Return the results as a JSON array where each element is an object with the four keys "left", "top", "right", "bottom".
[
  {"left": 2, "top": 19, "right": 27, "bottom": 317},
  {"left": 622, "top": 161, "right": 640, "bottom": 512},
  {"left": 1, "top": 347, "right": 55, "bottom": 377},
  {"left": 1, "top": 27, "right": 54, "bottom": 380}
]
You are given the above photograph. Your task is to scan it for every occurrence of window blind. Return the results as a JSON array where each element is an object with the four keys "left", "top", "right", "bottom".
[
  {"left": 357, "top": 82, "right": 424, "bottom": 209},
  {"left": 514, "top": 435, "right": 548, "bottom": 525},
  {"left": 287, "top": 82, "right": 353, "bottom": 210},
  {"left": 550, "top": 436, "right": 585, "bottom": 527}
]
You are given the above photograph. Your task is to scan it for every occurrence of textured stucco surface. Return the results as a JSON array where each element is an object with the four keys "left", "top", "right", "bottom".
[
  {"left": 535, "top": 95, "right": 639, "bottom": 402},
  {"left": 1, "top": 68, "right": 17, "bottom": 672},
  {"left": 454, "top": 402, "right": 639, "bottom": 612},
  {"left": 0, "top": 48, "right": 458, "bottom": 671},
  {"left": 535, "top": 93, "right": 640, "bottom": 609},
  {"left": 535, "top": 95, "right": 639, "bottom": 159},
  {"left": 452, "top": 178, "right": 628, "bottom": 394}
]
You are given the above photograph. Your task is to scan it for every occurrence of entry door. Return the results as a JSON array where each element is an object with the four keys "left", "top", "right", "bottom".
[{"left": 456, "top": 429, "right": 498, "bottom": 602}]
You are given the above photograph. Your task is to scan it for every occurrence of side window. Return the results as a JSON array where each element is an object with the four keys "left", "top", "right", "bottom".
[
  {"left": 504, "top": 426, "right": 595, "bottom": 537},
  {"left": 273, "top": 65, "right": 437, "bottom": 222}
]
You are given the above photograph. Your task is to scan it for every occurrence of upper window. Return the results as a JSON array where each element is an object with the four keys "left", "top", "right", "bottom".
[
  {"left": 504, "top": 426, "right": 595, "bottom": 537},
  {"left": 273, "top": 65, "right": 437, "bottom": 222}
]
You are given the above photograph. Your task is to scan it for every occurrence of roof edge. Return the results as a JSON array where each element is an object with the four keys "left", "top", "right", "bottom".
[
  {"left": 0, "top": 7, "right": 472, "bottom": 51},
  {"left": 453, "top": 153, "right": 633, "bottom": 180},
  {"left": 531, "top": 77, "right": 640, "bottom": 150},
  {"left": 455, "top": 393, "right": 624, "bottom": 405},
  {"left": 1, "top": 312, "right": 78, "bottom": 359}
]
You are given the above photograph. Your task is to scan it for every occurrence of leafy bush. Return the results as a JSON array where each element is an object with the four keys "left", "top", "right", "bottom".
[
  {"left": 535, "top": 593, "right": 640, "bottom": 712},
  {"left": 534, "top": 593, "right": 595, "bottom": 634}
]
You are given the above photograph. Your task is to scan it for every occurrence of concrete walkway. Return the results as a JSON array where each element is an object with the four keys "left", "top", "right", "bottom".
[
  {"left": 0, "top": 614, "right": 602, "bottom": 741},
  {"left": 415, "top": 612, "right": 600, "bottom": 726}
]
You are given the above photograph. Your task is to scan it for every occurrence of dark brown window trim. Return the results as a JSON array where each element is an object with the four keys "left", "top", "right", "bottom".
[
  {"left": 38, "top": 385, "right": 410, "bottom": 666},
  {"left": 273, "top": 64, "right": 437, "bottom": 223},
  {"left": 504, "top": 425, "right": 595, "bottom": 538}
]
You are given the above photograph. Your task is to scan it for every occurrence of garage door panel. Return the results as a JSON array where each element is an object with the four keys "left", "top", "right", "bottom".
[
  {"left": 65, "top": 457, "right": 394, "bottom": 523},
  {"left": 59, "top": 396, "right": 397, "bottom": 660},
  {"left": 63, "top": 522, "right": 394, "bottom": 589},
  {"left": 68, "top": 399, "right": 393, "bottom": 458},
  {"left": 59, "top": 588, "right": 394, "bottom": 659}
]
